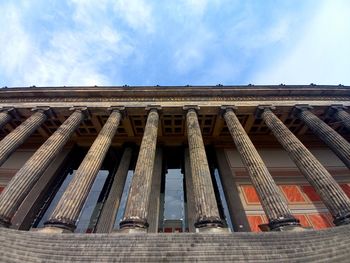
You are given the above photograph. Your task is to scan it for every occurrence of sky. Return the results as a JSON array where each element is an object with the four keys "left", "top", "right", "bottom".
[{"left": 1, "top": 0, "right": 350, "bottom": 87}]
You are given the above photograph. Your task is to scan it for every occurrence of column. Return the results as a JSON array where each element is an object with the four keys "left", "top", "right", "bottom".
[
  {"left": 119, "top": 108, "right": 159, "bottom": 232},
  {"left": 44, "top": 108, "right": 123, "bottom": 232},
  {"left": 0, "top": 107, "right": 50, "bottom": 167},
  {"left": 147, "top": 147, "right": 163, "bottom": 233},
  {"left": 0, "top": 107, "right": 86, "bottom": 228},
  {"left": 327, "top": 105, "right": 350, "bottom": 131},
  {"left": 0, "top": 108, "right": 14, "bottom": 128},
  {"left": 94, "top": 147, "right": 132, "bottom": 233},
  {"left": 185, "top": 106, "right": 223, "bottom": 229},
  {"left": 260, "top": 106, "right": 350, "bottom": 226},
  {"left": 184, "top": 148, "right": 196, "bottom": 232},
  {"left": 215, "top": 148, "right": 251, "bottom": 232},
  {"left": 294, "top": 105, "right": 350, "bottom": 169},
  {"left": 222, "top": 107, "right": 300, "bottom": 230}
]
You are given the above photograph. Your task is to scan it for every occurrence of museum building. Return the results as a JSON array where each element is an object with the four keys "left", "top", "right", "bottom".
[{"left": 0, "top": 85, "right": 350, "bottom": 261}]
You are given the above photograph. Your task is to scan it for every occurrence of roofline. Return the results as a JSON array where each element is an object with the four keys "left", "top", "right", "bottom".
[{"left": 0, "top": 85, "right": 349, "bottom": 99}]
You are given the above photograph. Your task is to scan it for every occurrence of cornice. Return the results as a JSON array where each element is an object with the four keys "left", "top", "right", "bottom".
[{"left": 0, "top": 85, "right": 349, "bottom": 102}]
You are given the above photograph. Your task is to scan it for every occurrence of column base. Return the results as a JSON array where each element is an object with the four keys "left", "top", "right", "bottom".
[
  {"left": 37, "top": 226, "right": 73, "bottom": 234},
  {"left": 118, "top": 227, "right": 148, "bottom": 234},
  {"left": 194, "top": 216, "right": 224, "bottom": 229},
  {"left": 268, "top": 217, "right": 302, "bottom": 231},
  {"left": 197, "top": 227, "right": 230, "bottom": 233},
  {"left": 44, "top": 218, "right": 76, "bottom": 233},
  {"left": 119, "top": 217, "right": 149, "bottom": 231},
  {"left": 333, "top": 212, "right": 350, "bottom": 226},
  {"left": 0, "top": 216, "right": 10, "bottom": 228}
]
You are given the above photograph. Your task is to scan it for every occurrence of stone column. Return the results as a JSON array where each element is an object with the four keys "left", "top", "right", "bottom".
[
  {"left": 185, "top": 106, "right": 223, "bottom": 229},
  {"left": 184, "top": 148, "right": 196, "bottom": 232},
  {"left": 222, "top": 107, "right": 300, "bottom": 231},
  {"left": 327, "top": 105, "right": 350, "bottom": 132},
  {"left": 119, "top": 108, "right": 159, "bottom": 232},
  {"left": 294, "top": 105, "right": 350, "bottom": 169},
  {"left": 260, "top": 106, "right": 350, "bottom": 226},
  {"left": 44, "top": 108, "right": 123, "bottom": 232},
  {"left": 0, "top": 107, "right": 86, "bottom": 228},
  {"left": 0, "top": 107, "right": 50, "bottom": 167},
  {"left": 147, "top": 147, "right": 163, "bottom": 233},
  {"left": 94, "top": 147, "right": 133, "bottom": 233},
  {"left": 0, "top": 108, "right": 14, "bottom": 129}
]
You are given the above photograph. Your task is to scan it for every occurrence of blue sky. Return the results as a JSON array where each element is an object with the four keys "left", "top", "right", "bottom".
[{"left": 1, "top": 0, "right": 350, "bottom": 87}]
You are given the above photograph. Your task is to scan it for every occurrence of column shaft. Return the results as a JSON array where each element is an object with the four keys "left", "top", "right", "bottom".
[
  {"left": 95, "top": 147, "right": 133, "bottom": 233},
  {"left": 186, "top": 109, "right": 223, "bottom": 228},
  {"left": 296, "top": 108, "right": 350, "bottom": 169},
  {"left": 223, "top": 108, "right": 299, "bottom": 230},
  {"left": 184, "top": 148, "right": 196, "bottom": 232},
  {"left": 147, "top": 147, "right": 163, "bottom": 233},
  {"left": 120, "top": 109, "right": 159, "bottom": 230},
  {"left": 332, "top": 107, "right": 350, "bottom": 131},
  {"left": 0, "top": 109, "right": 85, "bottom": 227},
  {"left": 0, "top": 110, "right": 48, "bottom": 166},
  {"left": 0, "top": 109, "right": 12, "bottom": 129},
  {"left": 45, "top": 110, "right": 122, "bottom": 231},
  {"left": 262, "top": 108, "right": 350, "bottom": 225}
]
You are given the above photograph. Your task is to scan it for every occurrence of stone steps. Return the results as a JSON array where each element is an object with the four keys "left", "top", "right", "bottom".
[{"left": 1, "top": 226, "right": 350, "bottom": 262}]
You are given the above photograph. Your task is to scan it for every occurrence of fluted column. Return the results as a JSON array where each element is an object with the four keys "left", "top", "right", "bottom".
[
  {"left": 119, "top": 108, "right": 159, "bottom": 231},
  {"left": 184, "top": 148, "right": 196, "bottom": 232},
  {"left": 44, "top": 108, "right": 123, "bottom": 232},
  {"left": 327, "top": 105, "right": 350, "bottom": 131},
  {"left": 95, "top": 147, "right": 133, "bottom": 233},
  {"left": 185, "top": 106, "right": 223, "bottom": 229},
  {"left": 147, "top": 147, "right": 163, "bottom": 233},
  {"left": 294, "top": 105, "right": 350, "bottom": 169},
  {"left": 0, "top": 107, "right": 50, "bottom": 167},
  {"left": 260, "top": 106, "right": 350, "bottom": 226},
  {"left": 0, "top": 108, "right": 14, "bottom": 129},
  {"left": 222, "top": 106, "right": 300, "bottom": 231},
  {"left": 0, "top": 107, "right": 86, "bottom": 228}
]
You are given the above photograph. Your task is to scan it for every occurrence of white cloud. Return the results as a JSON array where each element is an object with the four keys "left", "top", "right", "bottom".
[
  {"left": 173, "top": 28, "right": 214, "bottom": 74},
  {"left": 253, "top": 0, "right": 350, "bottom": 85},
  {"left": 113, "top": 0, "right": 154, "bottom": 33},
  {"left": 0, "top": 0, "right": 137, "bottom": 87}
]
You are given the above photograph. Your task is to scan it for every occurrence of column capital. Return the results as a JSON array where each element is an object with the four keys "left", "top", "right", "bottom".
[
  {"left": 183, "top": 105, "right": 200, "bottom": 113},
  {"left": 107, "top": 106, "right": 126, "bottom": 118},
  {"left": 31, "top": 106, "right": 55, "bottom": 118},
  {"left": 145, "top": 105, "right": 162, "bottom": 113},
  {"left": 291, "top": 104, "right": 313, "bottom": 117},
  {"left": 219, "top": 105, "right": 237, "bottom": 117},
  {"left": 255, "top": 105, "right": 276, "bottom": 119},
  {"left": 0, "top": 107, "right": 17, "bottom": 119},
  {"left": 69, "top": 106, "right": 90, "bottom": 119},
  {"left": 0, "top": 107, "right": 15, "bottom": 113},
  {"left": 326, "top": 104, "right": 348, "bottom": 118}
]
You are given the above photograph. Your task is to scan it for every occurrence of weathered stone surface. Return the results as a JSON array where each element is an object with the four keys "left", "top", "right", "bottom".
[
  {"left": 215, "top": 149, "right": 251, "bottom": 232},
  {"left": 1, "top": 225, "right": 350, "bottom": 262},
  {"left": 120, "top": 109, "right": 159, "bottom": 231},
  {"left": 184, "top": 148, "right": 196, "bottom": 233},
  {"left": 0, "top": 108, "right": 85, "bottom": 228},
  {"left": 147, "top": 147, "right": 163, "bottom": 233},
  {"left": 0, "top": 108, "right": 13, "bottom": 129},
  {"left": 294, "top": 105, "right": 350, "bottom": 169},
  {"left": 185, "top": 108, "right": 223, "bottom": 229},
  {"left": 261, "top": 107, "right": 350, "bottom": 225},
  {"left": 45, "top": 110, "right": 122, "bottom": 232},
  {"left": 0, "top": 109, "right": 49, "bottom": 167},
  {"left": 223, "top": 107, "right": 300, "bottom": 230},
  {"left": 331, "top": 106, "right": 350, "bottom": 131},
  {"left": 95, "top": 147, "right": 133, "bottom": 233}
]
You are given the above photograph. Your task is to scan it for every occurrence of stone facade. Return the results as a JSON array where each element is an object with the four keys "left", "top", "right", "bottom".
[{"left": 0, "top": 85, "right": 349, "bottom": 261}]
